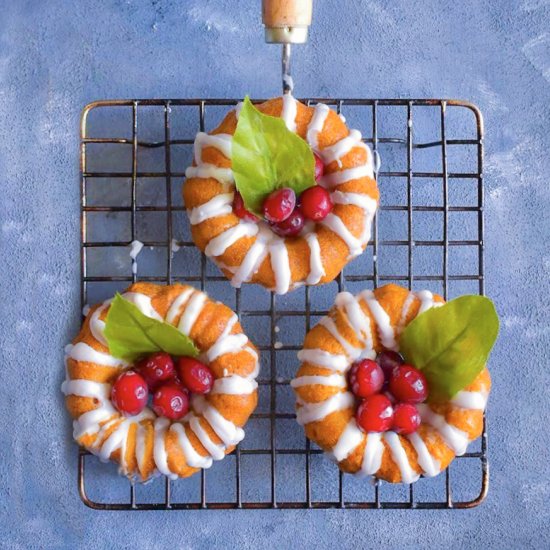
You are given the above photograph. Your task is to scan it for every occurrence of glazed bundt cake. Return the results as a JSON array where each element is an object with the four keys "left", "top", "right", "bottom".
[
  {"left": 62, "top": 283, "right": 259, "bottom": 480},
  {"left": 292, "top": 284, "right": 494, "bottom": 484},
  {"left": 183, "top": 95, "right": 379, "bottom": 294}
]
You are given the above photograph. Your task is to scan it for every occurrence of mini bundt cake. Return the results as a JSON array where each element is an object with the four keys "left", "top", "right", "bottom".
[
  {"left": 292, "top": 284, "right": 492, "bottom": 484},
  {"left": 183, "top": 95, "right": 379, "bottom": 294},
  {"left": 62, "top": 283, "right": 259, "bottom": 481}
]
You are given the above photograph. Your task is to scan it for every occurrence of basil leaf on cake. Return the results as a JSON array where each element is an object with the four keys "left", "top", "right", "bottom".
[
  {"left": 183, "top": 94, "right": 379, "bottom": 294},
  {"left": 292, "top": 284, "right": 498, "bottom": 484}
]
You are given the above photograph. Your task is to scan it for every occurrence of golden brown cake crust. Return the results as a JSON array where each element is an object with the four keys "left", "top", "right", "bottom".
[
  {"left": 183, "top": 97, "right": 379, "bottom": 294},
  {"left": 292, "top": 283, "right": 491, "bottom": 484},
  {"left": 63, "top": 283, "right": 259, "bottom": 481}
]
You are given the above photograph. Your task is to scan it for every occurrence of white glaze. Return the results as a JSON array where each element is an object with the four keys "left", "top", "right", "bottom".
[
  {"left": 170, "top": 422, "right": 213, "bottom": 469},
  {"left": 189, "top": 414, "right": 226, "bottom": 461},
  {"left": 296, "top": 392, "right": 355, "bottom": 425},
  {"left": 397, "top": 291, "right": 416, "bottom": 334},
  {"left": 178, "top": 291, "right": 206, "bottom": 336},
  {"left": 451, "top": 390, "right": 488, "bottom": 410},
  {"left": 290, "top": 374, "right": 347, "bottom": 389},
  {"left": 330, "top": 190, "right": 377, "bottom": 214},
  {"left": 123, "top": 292, "right": 163, "bottom": 321},
  {"left": 165, "top": 287, "right": 194, "bottom": 324},
  {"left": 331, "top": 419, "right": 364, "bottom": 462},
  {"left": 361, "top": 290, "right": 398, "bottom": 350},
  {"left": 320, "top": 130, "right": 362, "bottom": 166},
  {"left": 194, "top": 396, "right": 245, "bottom": 446},
  {"left": 61, "top": 379, "right": 110, "bottom": 400},
  {"left": 407, "top": 431, "right": 441, "bottom": 477},
  {"left": 297, "top": 349, "right": 349, "bottom": 372},
  {"left": 321, "top": 213, "right": 363, "bottom": 257},
  {"left": 204, "top": 222, "right": 259, "bottom": 257},
  {"left": 306, "top": 103, "right": 330, "bottom": 149},
  {"left": 185, "top": 164, "right": 234, "bottom": 186},
  {"left": 304, "top": 232, "right": 325, "bottom": 285},
  {"left": 188, "top": 193, "right": 233, "bottom": 225},
  {"left": 194, "top": 132, "right": 232, "bottom": 163},
  {"left": 89, "top": 301, "right": 109, "bottom": 346},
  {"left": 269, "top": 240, "right": 291, "bottom": 295},
  {"left": 211, "top": 375, "right": 258, "bottom": 395},
  {"left": 359, "top": 432, "right": 384, "bottom": 476},
  {"left": 153, "top": 417, "right": 178, "bottom": 479},
  {"left": 65, "top": 342, "right": 127, "bottom": 368},
  {"left": 321, "top": 165, "right": 374, "bottom": 188},
  {"left": 281, "top": 94, "right": 298, "bottom": 132},
  {"left": 417, "top": 403, "right": 470, "bottom": 456},
  {"left": 334, "top": 292, "right": 375, "bottom": 355},
  {"left": 384, "top": 431, "right": 420, "bottom": 484},
  {"left": 318, "top": 316, "right": 362, "bottom": 360}
]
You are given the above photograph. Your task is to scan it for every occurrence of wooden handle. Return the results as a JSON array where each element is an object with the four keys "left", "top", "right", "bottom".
[{"left": 262, "top": 0, "right": 312, "bottom": 43}]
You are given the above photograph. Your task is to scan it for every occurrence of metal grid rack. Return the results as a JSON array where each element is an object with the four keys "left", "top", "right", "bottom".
[{"left": 78, "top": 97, "right": 487, "bottom": 509}]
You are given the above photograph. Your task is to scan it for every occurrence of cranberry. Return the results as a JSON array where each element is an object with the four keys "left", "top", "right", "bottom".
[
  {"left": 348, "top": 359, "right": 384, "bottom": 398},
  {"left": 356, "top": 394, "right": 394, "bottom": 433},
  {"left": 389, "top": 364, "right": 429, "bottom": 404},
  {"left": 111, "top": 370, "right": 148, "bottom": 416},
  {"left": 233, "top": 191, "right": 258, "bottom": 222},
  {"left": 392, "top": 403, "right": 421, "bottom": 435},
  {"left": 262, "top": 187, "right": 296, "bottom": 223},
  {"left": 377, "top": 350, "right": 405, "bottom": 382},
  {"left": 299, "top": 185, "right": 333, "bottom": 222},
  {"left": 136, "top": 352, "right": 175, "bottom": 390},
  {"left": 314, "top": 153, "right": 325, "bottom": 182},
  {"left": 271, "top": 209, "right": 305, "bottom": 237},
  {"left": 152, "top": 383, "right": 189, "bottom": 420},
  {"left": 177, "top": 357, "right": 214, "bottom": 394}
]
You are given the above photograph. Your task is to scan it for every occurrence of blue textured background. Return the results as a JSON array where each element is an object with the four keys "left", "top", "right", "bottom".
[{"left": 1, "top": 0, "right": 549, "bottom": 548}]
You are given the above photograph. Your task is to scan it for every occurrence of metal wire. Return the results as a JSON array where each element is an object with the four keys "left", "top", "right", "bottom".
[{"left": 78, "top": 98, "right": 488, "bottom": 510}]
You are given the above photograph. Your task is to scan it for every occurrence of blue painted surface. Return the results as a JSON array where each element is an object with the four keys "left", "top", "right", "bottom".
[{"left": 1, "top": 0, "right": 549, "bottom": 548}]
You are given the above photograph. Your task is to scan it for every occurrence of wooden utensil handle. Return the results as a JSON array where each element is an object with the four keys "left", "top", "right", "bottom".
[{"left": 262, "top": 0, "right": 313, "bottom": 43}]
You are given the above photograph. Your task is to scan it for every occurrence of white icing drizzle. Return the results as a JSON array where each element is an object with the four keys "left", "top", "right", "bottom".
[
  {"left": 321, "top": 165, "right": 374, "bottom": 188},
  {"left": 305, "top": 232, "right": 325, "bottom": 284},
  {"left": 204, "top": 222, "right": 259, "bottom": 257},
  {"left": 417, "top": 404, "right": 470, "bottom": 456},
  {"left": 281, "top": 94, "right": 298, "bottom": 132},
  {"left": 330, "top": 190, "right": 377, "bottom": 214},
  {"left": 185, "top": 164, "right": 234, "bottom": 186},
  {"left": 194, "top": 132, "right": 232, "bottom": 163},
  {"left": 61, "top": 379, "right": 110, "bottom": 400},
  {"left": 321, "top": 213, "right": 363, "bottom": 257},
  {"left": 194, "top": 396, "right": 245, "bottom": 446},
  {"left": 407, "top": 431, "right": 441, "bottom": 477},
  {"left": 170, "top": 422, "right": 213, "bottom": 469},
  {"left": 65, "top": 342, "right": 127, "bottom": 368},
  {"left": 297, "top": 349, "right": 349, "bottom": 372},
  {"left": 296, "top": 392, "right": 355, "bottom": 425},
  {"left": 189, "top": 414, "right": 226, "bottom": 461},
  {"left": 153, "top": 417, "right": 178, "bottom": 479},
  {"left": 206, "top": 314, "right": 242, "bottom": 361},
  {"left": 320, "top": 130, "right": 362, "bottom": 166},
  {"left": 331, "top": 419, "right": 364, "bottom": 462},
  {"left": 319, "top": 316, "right": 362, "bottom": 360},
  {"left": 270, "top": 240, "right": 291, "bottom": 295},
  {"left": 416, "top": 290, "right": 444, "bottom": 315},
  {"left": 188, "top": 193, "right": 233, "bottom": 225},
  {"left": 397, "top": 291, "right": 416, "bottom": 334},
  {"left": 451, "top": 390, "right": 488, "bottom": 410},
  {"left": 211, "top": 375, "right": 258, "bottom": 395},
  {"left": 178, "top": 292, "right": 206, "bottom": 336},
  {"left": 89, "top": 302, "right": 109, "bottom": 346},
  {"left": 361, "top": 290, "right": 398, "bottom": 351},
  {"left": 165, "top": 287, "right": 194, "bottom": 324},
  {"left": 359, "top": 432, "right": 384, "bottom": 476},
  {"left": 135, "top": 423, "right": 148, "bottom": 475},
  {"left": 230, "top": 225, "right": 270, "bottom": 288},
  {"left": 72, "top": 403, "right": 116, "bottom": 439},
  {"left": 290, "top": 374, "right": 347, "bottom": 389},
  {"left": 129, "top": 240, "right": 143, "bottom": 274},
  {"left": 123, "top": 292, "right": 163, "bottom": 321},
  {"left": 306, "top": 103, "right": 330, "bottom": 149},
  {"left": 384, "top": 431, "right": 420, "bottom": 484},
  {"left": 334, "top": 292, "right": 375, "bottom": 356}
]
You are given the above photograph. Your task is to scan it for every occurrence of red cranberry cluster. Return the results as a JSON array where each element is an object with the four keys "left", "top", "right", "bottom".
[
  {"left": 233, "top": 153, "right": 333, "bottom": 237},
  {"left": 110, "top": 353, "right": 214, "bottom": 420},
  {"left": 349, "top": 351, "right": 429, "bottom": 435}
]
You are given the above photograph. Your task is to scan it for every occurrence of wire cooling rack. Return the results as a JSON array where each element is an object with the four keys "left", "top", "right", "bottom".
[{"left": 78, "top": 97, "right": 487, "bottom": 509}]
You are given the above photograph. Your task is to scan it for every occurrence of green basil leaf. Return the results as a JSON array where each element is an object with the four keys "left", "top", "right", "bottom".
[
  {"left": 104, "top": 293, "right": 199, "bottom": 362},
  {"left": 232, "top": 96, "right": 316, "bottom": 214},
  {"left": 399, "top": 295, "right": 499, "bottom": 402}
]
